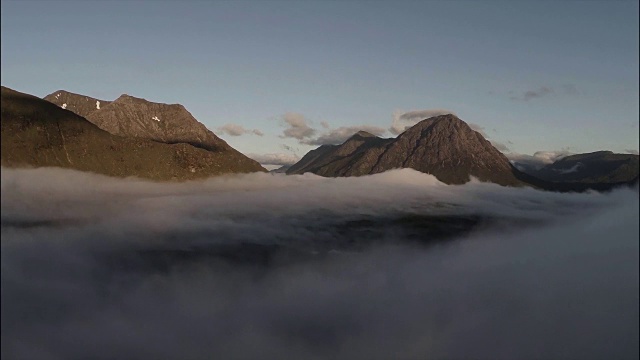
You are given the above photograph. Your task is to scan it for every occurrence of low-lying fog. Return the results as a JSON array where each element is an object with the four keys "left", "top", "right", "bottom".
[{"left": 2, "top": 167, "right": 638, "bottom": 360}]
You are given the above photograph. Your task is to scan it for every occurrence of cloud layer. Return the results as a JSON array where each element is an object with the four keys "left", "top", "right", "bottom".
[{"left": 3, "top": 167, "right": 636, "bottom": 360}]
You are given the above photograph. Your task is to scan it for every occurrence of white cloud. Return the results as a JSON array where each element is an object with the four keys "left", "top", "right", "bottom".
[
  {"left": 390, "top": 109, "right": 456, "bottom": 135},
  {"left": 217, "top": 123, "right": 264, "bottom": 137}
]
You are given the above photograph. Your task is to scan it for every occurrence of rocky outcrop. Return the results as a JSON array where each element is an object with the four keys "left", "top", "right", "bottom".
[
  {"left": 2, "top": 86, "right": 265, "bottom": 180},
  {"left": 288, "top": 115, "right": 524, "bottom": 186}
]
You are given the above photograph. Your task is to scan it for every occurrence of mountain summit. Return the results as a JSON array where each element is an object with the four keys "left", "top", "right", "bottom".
[{"left": 288, "top": 114, "right": 523, "bottom": 186}]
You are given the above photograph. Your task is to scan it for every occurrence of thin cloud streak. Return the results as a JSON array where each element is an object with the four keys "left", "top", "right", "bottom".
[{"left": 217, "top": 123, "right": 264, "bottom": 137}]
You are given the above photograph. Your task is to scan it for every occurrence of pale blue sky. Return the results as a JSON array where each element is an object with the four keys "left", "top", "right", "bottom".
[{"left": 2, "top": 0, "right": 638, "bottom": 163}]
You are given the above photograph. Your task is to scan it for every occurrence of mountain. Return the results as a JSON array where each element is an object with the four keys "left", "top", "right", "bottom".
[
  {"left": 43, "top": 90, "right": 111, "bottom": 118},
  {"left": 269, "top": 165, "right": 291, "bottom": 173},
  {"left": 2, "top": 86, "right": 265, "bottom": 180},
  {"left": 528, "top": 151, "right": 639, "bottom": 183},
  {"left": 45, "top": 90, "right": 233, "bottom": 153},
  {"left": 288, "top": 115, "right": 524, "bottom": 186}
]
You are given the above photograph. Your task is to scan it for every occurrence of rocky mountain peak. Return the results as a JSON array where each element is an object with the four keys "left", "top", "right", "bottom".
[
  {"left": 353, "top": 130, "right": 377, "bottom": 138},
  {"left": 288, "top": 114, "right": 523, "bottom": 186},
  {"left": 44, "top": 90, "right": 230, "bottom": 152},
  {"left": 3, "top": 86, "right": 266, "bottom": 180}
]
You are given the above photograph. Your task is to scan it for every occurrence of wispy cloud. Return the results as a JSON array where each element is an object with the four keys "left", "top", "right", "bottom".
[
  {"left": 510, "top": 85, "right": 579, "bottom": 101},
  {"left": 390, "top": 109, "right": 456, "bottom": 135},
  {"left": 625, "top": 149, "right": 639, "bottom": 155},
  {"left": 511, "top": 87, "right": 554, "bottom": 101},
  {"left": 217, "top": 123, "right": 264, "bottom": 137}
]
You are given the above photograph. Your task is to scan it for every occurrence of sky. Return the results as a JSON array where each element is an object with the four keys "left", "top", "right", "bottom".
[{"left": 1, "top": 0, "right": 638, "bottom": 166}]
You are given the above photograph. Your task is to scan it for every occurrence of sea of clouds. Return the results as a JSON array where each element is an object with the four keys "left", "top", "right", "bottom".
[{"left": 1, "top": 167, "right": 638, "bottom": 360}]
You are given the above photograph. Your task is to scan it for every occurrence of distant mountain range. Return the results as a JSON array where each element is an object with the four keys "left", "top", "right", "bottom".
[
  {"left": 1, "top": 87, "right": 265, "bottom": 180},
  {"left": 2, "top": 86, "right": 637, "bottom": 190},
  {"left": 520, "top": 151, "right": 638, "bottom": 184},
  {"left": 288, "top": 115, "right": 524, "bottom": 186},
  {"left": 287, "top": 114, "right": 638, "bottom": 191}
]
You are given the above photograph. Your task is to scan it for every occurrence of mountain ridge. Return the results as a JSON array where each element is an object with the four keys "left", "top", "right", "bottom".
[{"left": 3, "top": 86, "right": 266, "bottom": 180}]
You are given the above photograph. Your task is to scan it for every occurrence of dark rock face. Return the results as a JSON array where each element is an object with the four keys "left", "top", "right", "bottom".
[
  {"left": 2, "top": 86, "right": 266, "bottom": 180},
  {"left": 288, "top": 115, "right": 524, "bottom": 186},
  {"left": 531, "top": 151, "right": 639, "bottom": 183}
]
